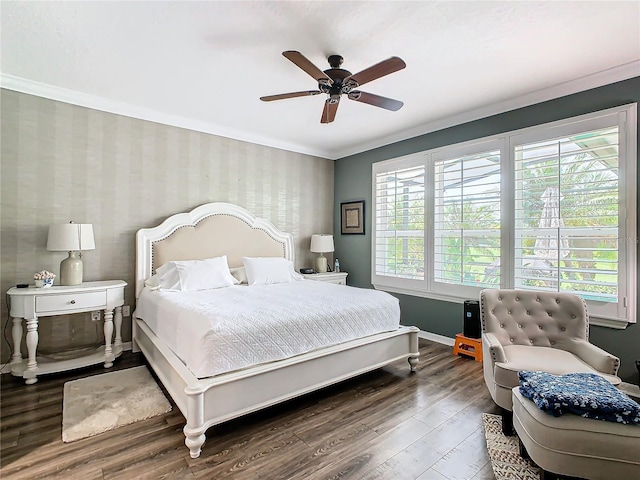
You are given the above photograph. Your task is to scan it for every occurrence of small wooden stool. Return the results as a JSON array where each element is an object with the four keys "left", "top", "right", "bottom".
[{"left": 453, "top": 333, "right": 482, "bottom": 362}]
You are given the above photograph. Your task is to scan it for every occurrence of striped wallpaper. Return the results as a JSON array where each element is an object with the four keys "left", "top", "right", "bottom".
[{"left": 0, "top": 89, "right": 334, "bottom": 362}]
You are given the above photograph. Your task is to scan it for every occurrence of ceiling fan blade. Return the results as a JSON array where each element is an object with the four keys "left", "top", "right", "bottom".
[
  {"left": 283, "top": 51, "right": 333, "bottom": 85},
  {"left": 321, "top": 96, "right": 340, "bottom": 124},
  {"left": 344, "top": 56, "right": 406, "bottom": 88},
  {"left": 260, "top": 90, "right": 321, "bottom": 102},
  {"left": 348, "top": 91, "right": 404, "bottom": 111}
]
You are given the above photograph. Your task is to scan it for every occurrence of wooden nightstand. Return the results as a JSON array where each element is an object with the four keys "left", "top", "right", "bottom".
[
  {"left": 7, "top": 280, "right": 127, "bottom": 384},
  {"left": 302, "top": 272, "right": 348, "bottom": 285}
]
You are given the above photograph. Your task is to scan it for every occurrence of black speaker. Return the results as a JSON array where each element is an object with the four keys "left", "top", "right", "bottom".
[{"left": 463, "top": 300, "right": 481, "bottom": 338}]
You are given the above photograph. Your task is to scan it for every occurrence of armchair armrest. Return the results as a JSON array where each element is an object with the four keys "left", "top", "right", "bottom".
[
  {"left": 568, "top": 340, "right": 620, "bottom": 375},
  {"left": 482, "top": 332, "right": 506, "bottom": 364}
]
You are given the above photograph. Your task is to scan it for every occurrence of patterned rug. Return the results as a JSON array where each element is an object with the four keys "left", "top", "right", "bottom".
[
  {"left": 482, "top": 413, "right": 540, "bottom": 480},
  {"left": 63, "top": 366, "right": 172, "bottom": 442}
]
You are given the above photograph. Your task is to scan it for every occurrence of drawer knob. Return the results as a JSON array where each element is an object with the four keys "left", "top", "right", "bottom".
[{"left": 70, "top": 300, "right": 76, "bottom": 304}]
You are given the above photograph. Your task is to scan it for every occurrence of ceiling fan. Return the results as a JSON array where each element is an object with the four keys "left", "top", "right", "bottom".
[{"left": 260, "top": 51, "right": 407, "bottom": 124}]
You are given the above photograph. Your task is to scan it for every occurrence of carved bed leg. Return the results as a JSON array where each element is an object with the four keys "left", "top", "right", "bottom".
[
  {"left": 408, "top": 355, "right": 419, "bottom": 372},
  {"left": 184, "top": 428, "right": 206, "bottom": 459},
  {"left": 184, "top": 385, "right": 206, "bottom": 458},
  {"left": 408, "top": 329, "right": 420, "bottom": 372}
]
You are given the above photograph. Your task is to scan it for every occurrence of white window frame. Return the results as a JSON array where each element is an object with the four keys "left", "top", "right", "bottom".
[
  {"left": 429, "top": 138, "right": 505, "bottom": 299},
  {"left": 371, "top": 104, "right": 637, "bottom": 328},
  {"left": 372, "top": 152, "right": 428, "bottom": 294}
]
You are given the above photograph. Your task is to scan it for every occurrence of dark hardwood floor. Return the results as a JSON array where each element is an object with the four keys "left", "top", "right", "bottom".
[{"left": 0, "top": 340, "right": 500, "bottom": 479}]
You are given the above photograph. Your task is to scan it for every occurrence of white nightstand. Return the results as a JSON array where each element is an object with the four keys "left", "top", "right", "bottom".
[
  {"left": 7, "top": 280, "right": 127, "bottom": 384},
  {"left": 302, "top": 272, "right": 348, "bottom": 285}
]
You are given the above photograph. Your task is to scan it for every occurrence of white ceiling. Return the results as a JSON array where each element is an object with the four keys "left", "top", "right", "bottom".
[{"left": 2, "top": 1, "right": 639, "bottom": 160}]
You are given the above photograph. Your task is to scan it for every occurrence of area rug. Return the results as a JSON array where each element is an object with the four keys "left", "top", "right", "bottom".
[
  {"left": 482, "top": 413, "right": 540, "bottom": 480},
  {"left": 63, "top": 366, "right": 172, "bottom": 442}
]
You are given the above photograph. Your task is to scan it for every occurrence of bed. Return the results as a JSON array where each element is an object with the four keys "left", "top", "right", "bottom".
[{"left": 133, "top": 202, "right": 420, "bottom": 458}]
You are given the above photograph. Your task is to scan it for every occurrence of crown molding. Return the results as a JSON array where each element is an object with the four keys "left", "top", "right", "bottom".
[
  {"left": 2, "top": 60, "right": 638, "bottom": 161},
  {"left": 333, "top": 60, "right": 640, "bottom": 159},
  {"left": 0, "top": 74, "right": 330, "bottom": 160}
]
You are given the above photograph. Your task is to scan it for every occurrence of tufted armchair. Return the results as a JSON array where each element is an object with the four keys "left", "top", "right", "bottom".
[{"left": 480, "top": 289, "right": 620, "bottom": 433}]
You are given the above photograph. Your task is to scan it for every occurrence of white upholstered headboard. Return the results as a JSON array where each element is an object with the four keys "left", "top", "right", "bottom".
[{"left": 135, "top": 203, "right": 295, "bottom": 297}]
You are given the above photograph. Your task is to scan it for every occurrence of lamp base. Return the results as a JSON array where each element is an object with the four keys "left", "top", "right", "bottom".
[
  {"left": 60, "top": 252, "right": 83, "bottom": 286},
  {"left": 315, "top": 255, "right": 328, "bottom": 273}
]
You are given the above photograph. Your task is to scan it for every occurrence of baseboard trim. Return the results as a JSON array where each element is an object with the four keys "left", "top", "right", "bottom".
[
  {"left": 418, "top": 330, "right": 455, "bottom": 347},
  {"left": 0, "top": 341, "right": 133, "bottom": 375}
]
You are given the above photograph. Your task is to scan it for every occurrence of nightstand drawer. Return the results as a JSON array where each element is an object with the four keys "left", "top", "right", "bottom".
[
  {"left": 302, "top": 272, "right": 348, "bottom": 285},
  {"left": 36, "top": 291, "right": 106, "bottom": 313}
]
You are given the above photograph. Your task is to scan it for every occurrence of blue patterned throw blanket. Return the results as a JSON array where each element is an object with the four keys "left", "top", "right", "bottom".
[{"left": 518, "top": 371, "right": 640, "bottom": 425}]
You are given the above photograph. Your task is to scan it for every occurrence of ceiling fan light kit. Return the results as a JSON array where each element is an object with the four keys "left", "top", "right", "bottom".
[{"left": 260, "top": 50, "right": 406, "bottom": 124}]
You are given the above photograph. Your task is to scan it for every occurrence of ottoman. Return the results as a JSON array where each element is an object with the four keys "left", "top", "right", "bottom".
[{"left": 512, "top": 387, "right": 640, "bottom": 480}]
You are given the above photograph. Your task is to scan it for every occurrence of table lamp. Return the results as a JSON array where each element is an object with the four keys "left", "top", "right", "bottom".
[
  {"left": 47, "top": 222, "right": 95, "bottom": 285},
  {"left": 310, "top": 234, "right": 334, "bottom": 273}
]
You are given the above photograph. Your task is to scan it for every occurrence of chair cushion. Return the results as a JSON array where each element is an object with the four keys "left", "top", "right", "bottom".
[
  {"left": 494, "top": 345, "right": 620, "bottom": 390},
  {"left": 518, "top": 371, "right": 640, "bottom": 424},
  {"left": 512, "top": 387, "right": 640, "bottom": 475}
]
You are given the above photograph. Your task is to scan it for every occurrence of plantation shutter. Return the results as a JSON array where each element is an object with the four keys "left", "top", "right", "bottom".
[
  {"left": 433, "top": 150, "right": 501, "bottom": 288},
  {"left": 374, "top": 165, "right": 425, "bottom": 280},
  {"left": 513, "top": 126, "right": 619, "bottom": 303}
]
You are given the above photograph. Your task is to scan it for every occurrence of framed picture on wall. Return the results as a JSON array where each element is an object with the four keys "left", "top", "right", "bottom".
[{"left": 341, "top": 201, "right": 365, "bottom": 235}]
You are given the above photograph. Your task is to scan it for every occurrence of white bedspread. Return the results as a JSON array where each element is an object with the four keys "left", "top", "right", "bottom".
[{"left": 135, "top": 280, "right": 400, "bottom": 378}]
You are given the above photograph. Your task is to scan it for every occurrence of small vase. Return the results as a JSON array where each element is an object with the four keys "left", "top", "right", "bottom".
[{"left": 35, "top": 278, "right": 54, "bottom": 288}]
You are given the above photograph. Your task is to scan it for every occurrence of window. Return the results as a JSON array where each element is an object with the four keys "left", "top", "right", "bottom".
[
  {"left": 374, "top": 156, "right": 426, "bottom": 287},
  {"left": 433, "top": 148, "right": 502, "bottom": 291},
  {"left": 371, "top": 104, "right": 637, "bottom": 327}
]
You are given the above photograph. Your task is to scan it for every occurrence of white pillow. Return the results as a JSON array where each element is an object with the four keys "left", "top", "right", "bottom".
[
  {"left": 154, "top": 262, "right": 182, "bottom": 290},
  {"left": 230, "top": 266, "right": 248, "bottom": 284},
  {"left": 144, "top": 274, "right": 162, "bottom": 291},
  {"left": 242, "top": 257, "right": 303, "bottom": 285},
  {"left": 153, "top": 256, "right": 237, "bottom": 291}
]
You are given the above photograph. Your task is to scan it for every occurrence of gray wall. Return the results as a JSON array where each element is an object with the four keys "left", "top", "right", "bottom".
[
  {"left": 334, "top": 77, "right": 640, "bottom": 382},
  {"left": 1, "top": 89, "right": 334, "bottom": 362}
]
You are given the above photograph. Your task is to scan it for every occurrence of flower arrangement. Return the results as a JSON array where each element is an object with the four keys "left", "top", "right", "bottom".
[
  {"left": 34, "top": 270, "right": 56, "bottom": 280},
  {"left": 34, "top": 270, "right": 55, "bottom": 287}
]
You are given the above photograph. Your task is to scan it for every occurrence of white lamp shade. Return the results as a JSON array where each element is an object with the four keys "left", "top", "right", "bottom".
[
  {"left": 310, "top": 234, "right": 334, "bottom": 253},
  {"left": 47, "top": 223, "right": 95, "bottom": 251}
]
